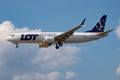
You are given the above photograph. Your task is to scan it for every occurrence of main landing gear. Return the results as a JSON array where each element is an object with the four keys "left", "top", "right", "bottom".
[
  {"left": 55, "top": 41, "right": 63, "bottom": 49},
  {"left": 55, "top": 44, "right": 59, "bottom": 49}
]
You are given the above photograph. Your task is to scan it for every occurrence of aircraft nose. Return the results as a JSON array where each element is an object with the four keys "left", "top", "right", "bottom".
[{"left": 6, "top": 37, "right": 12, "bottom": 42}]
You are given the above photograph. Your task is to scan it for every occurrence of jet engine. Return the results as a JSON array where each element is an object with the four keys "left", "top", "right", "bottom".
[
  {"left": 38, "top": 43, "right": 51, "bottom": 48},
  {"left": 44, "top": 36, "right": 55, "bottom": 43},
  {"left": 38, "top": 36, "right": 55, "bottom": 48}
]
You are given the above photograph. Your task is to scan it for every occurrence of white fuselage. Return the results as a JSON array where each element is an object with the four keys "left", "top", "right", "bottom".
[
  {"left": 6, "top": 32, "right": 106, "bottom": 44},
  {"left": 6, "top": 15, "right": 113, "bottom": 49}
]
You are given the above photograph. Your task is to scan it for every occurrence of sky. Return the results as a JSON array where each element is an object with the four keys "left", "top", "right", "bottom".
[{"left": 0, "top": 0, "right": 120, "bottom": 80}]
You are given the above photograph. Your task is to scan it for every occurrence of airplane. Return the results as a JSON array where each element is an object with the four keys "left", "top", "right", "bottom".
[{"left": 6, "top": 15, "right": 114, "bottom": 49}]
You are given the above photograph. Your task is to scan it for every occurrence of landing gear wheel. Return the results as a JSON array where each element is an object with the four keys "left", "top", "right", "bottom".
[
  {"left": 59, "top": 43, "right": 63, "bottom": 47},
  {"left": 55, "top": 46, "right": 59, "bottom": 49},
  {"left": 16, "top": 43, "right": 18, "bottom": 48},
  {"left": 58, "top": 40, "right": 63, "bottom": 47},
  {"left": 55, "top": 44, "right": 59, "bottom": 49}
]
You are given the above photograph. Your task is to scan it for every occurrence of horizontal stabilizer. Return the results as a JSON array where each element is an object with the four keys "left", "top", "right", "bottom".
[{"left": 98, "top": 29, "right": 114, "bottom": 36}]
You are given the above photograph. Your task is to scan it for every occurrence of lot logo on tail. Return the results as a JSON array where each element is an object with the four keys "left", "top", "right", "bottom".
[
  {"left": 95, "top": 20, "right": 105, "bottom": 32},
  {"left": 86, "top": 15, "right": 107, "bottom": 32}
]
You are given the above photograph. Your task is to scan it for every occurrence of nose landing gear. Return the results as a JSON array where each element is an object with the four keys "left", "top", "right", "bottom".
[{"left": 15, "top": 43, "right": 19, "bottom": 48}]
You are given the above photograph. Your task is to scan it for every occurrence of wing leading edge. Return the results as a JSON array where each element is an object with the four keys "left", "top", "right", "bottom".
[{"left": 55, "top": 18, "right": 86, "bottom": 42}]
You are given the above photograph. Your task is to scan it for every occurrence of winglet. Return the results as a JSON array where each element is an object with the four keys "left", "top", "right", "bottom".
[
  {"left": 71, "top": 18, "right": 86, "bottom": 32},
  {"left": 81, "top": 18, "right": 86, "bottom": 25}
]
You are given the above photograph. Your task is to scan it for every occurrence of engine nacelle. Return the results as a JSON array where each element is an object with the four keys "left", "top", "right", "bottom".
[
  {"left": 44, "top": 36, "right": 55, "bottom": 43},
  {"left": 38, "top": 43, "right": 51, "bottom": 48},
  {"left": 38, "top": 36, "right": 55, "bottom": 48}
]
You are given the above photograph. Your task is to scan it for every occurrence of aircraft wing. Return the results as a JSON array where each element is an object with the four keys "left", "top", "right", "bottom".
[{"left": 55, "top": 18, "right": 86, "bottom": 42}]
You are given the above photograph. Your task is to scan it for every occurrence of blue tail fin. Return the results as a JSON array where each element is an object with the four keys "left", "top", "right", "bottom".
[{"left": 86, "top": 15, "right": 107, "bottom": 32}]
